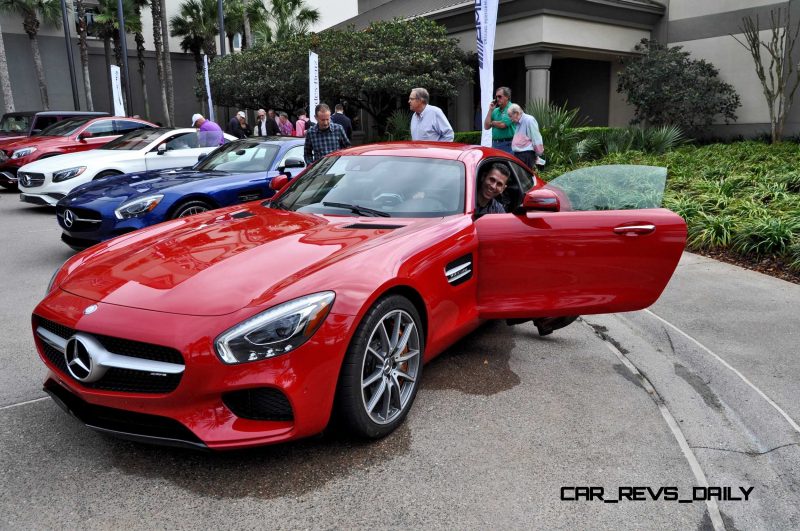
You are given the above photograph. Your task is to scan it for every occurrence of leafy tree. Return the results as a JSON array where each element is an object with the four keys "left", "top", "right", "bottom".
[
  {"left": 210, "top": 18, "right": 472, "bottom": 133},
  {"left": 223, "top": 0, "right": 244, "bottom": 53},
  {"left": 94, "top": 0, "right": 140, "bottom": 111},
  {"left": 170, "top": 0, "right": 219, "bottom": 74},
  {"left": 617, "top": 39, "right": 740, "bottom": 134},
  {"left": 0, "top": 0, "right": 61, "bottom": 109},
  {"left": 733, "top": 8, "right": 800, "bottom": 143}
]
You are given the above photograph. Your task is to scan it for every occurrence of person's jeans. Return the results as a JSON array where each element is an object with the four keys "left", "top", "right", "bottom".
[{"left": 492, "top": 140, "right": 513, "bottom": 154}]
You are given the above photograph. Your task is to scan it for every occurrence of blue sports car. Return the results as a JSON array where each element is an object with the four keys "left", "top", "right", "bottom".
[{"left": 56, "top": 137, "right": 306, "bottom": 250}]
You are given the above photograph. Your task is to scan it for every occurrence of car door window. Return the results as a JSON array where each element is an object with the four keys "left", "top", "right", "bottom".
[
  {"left": 277, "top": 145, "right": 305, "bottom": 167},
  {"left": 545, "top": 165, "right": 667, "bottom": 211},
  {"left": 508, "top": 160, "right": 536, "bottom": 192},
  {"left": 114, "top": 120, "right": 150, "bottom": 135},
  {"left": 85, "top": 120, "right": 117, "bottom": 138},
  {"left": 163, "top": 132, "right": 199, "bottom": 151},
  {"left": 32, "top": 116, "right": 58, "bottom": 132}
]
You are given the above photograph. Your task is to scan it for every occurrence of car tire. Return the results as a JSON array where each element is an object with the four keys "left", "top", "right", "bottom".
[
  {"left": 93, "top": 170, "right": 122, "bottom": 181},
  {"left": 171, "top": 200, "right": 212, "bottom": 218},
  {"left": 335, "top": 295, "right": 424, "bottom": 439}
]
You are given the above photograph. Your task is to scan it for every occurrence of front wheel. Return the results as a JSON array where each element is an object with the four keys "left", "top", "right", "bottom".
[
  {"left": 171, "top": 200, "right": 212, "bottom": 218},
  {"left": 335, "top": 295, "right": 423, "bottom": 439}
]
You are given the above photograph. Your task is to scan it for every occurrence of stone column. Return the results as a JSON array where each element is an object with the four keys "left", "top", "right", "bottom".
[
  {"left": 454, "top": 80, "right": 474, "bottom": 132},
  {"left": 524, "top": 52, "right": 552, "bottom": 105}
]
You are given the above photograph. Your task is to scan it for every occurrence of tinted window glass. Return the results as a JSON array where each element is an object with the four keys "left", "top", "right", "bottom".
[
  {"left": 85, "top": 120, "right": 117, "bottom": 137},
  {"left": 164, "top": 132, "right": 199, "bottom": 150},
  {"left": 546, "top": 165, "right": 667, "bottom": 211},
  {"left": 0, "top": 114, "right": 32, "bottom": 133},
  {"left": 32, "top": 116, "right": 59, "bottom": 132},
  {"left": 115, "top": 120, "right": 151, "bottom": 134},
  {"left": 40, "top": 118, "right": 91, "bottom": 136},
  {"left": 276, "top": 155, "right": 465, "bottom": 218},
  {"left": 101, "top": 128, "right": 167, "bottom": 150},
  {"left": 194, "top": 140, "right": 280, "bottom": 172}
]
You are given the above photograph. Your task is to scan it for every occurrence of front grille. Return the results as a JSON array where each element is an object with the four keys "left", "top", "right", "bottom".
[
  {"left": 57, "top": 206, "right": 103, "bottom": 232},
  {"left": 223, "top": 387, "right": 293, "bottom": 421},
  {"left": 18, "top": 171, "right": 44, "bottom": 187},
  {"left": 36, "top": 316, "right": 184, "bottom": 394},
  {"left": 44, "top": 379, "right": 205, "bottom": 449}
]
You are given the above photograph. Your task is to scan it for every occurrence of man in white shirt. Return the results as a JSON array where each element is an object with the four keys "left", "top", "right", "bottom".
[
  {"left": 408, "top": 87, "right": 454, "bottom": 142},
  {"left": 254, "top": 109, "right": 269, "bottom": 136}
]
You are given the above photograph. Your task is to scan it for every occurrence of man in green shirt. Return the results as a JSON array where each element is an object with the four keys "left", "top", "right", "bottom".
[{"left": 483, "top": 86, "right": 514, "bottom": 154}]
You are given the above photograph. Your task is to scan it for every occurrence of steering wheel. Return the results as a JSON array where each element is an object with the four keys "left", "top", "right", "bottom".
[{"left": 372, "top": 192, "right": 404, "bottom": 207}]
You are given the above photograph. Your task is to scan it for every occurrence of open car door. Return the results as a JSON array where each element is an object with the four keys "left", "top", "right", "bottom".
[{"left": 475, "top": 165, "right": 686, "bottom": 319}]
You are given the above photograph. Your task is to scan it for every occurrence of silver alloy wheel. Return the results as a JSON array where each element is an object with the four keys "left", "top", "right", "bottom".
[
  {"left": 360, "top": 309, "right": 421, "bottom": 425},
  {"left": 177, "top": 205, "right": 209, "bottom": 217}
]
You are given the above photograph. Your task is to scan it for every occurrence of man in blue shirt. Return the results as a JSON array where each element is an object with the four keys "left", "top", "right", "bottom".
[{"left": 409, "top": 87, "right": 454, "bottom": 142}]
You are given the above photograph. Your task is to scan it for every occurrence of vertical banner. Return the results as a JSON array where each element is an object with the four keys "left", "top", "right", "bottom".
[
  {"left": 476, "top": 0, "right": 498, "bottom": 147},
  {"left": 110, "top": 65, "right": 125, "bottom": 116},
  {"left": 309, "top": 51, "right": 319, "bottom": 123},
  {"left": 203, "top": 55, "right": 214, "bottom": 122}
]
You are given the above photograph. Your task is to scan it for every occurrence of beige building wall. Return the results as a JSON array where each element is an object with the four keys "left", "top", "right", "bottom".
[{"left": 668, "top": 0, "right": 781, "bottom": 21}]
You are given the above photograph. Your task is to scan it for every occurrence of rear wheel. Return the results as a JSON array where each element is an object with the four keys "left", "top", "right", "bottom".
[
  {"left": 171, "top": 200, "right": 212, "bottom": 218},
  {"left": 336, "top": 295, "right": 423, "bottom": 439}
]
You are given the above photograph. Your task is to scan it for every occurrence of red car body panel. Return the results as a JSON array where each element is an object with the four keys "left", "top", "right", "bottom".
[{"left": 33, "top": 143, "right": 687, "bottom": 449}]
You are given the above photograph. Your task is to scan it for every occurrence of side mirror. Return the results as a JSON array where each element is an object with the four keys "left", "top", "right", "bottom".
[
  {"left": 78, "top": 131, "right": 93, "bottom": 140},
  {"left": 523, "top": 188, "right": 560, "bottom": 212},
  {"left": 270, "top": 174, "right": 289, "bottom": 191},
  {"left": 30, "top": 129, "right": 42, "bottom": 135},
  {"left": 283, "top": 158, "right": 305, "bottom": 169},
  {"left": 197, "top": 153, "right": 208, "bottom": 162},
  {"left": 157, "top": 144, "right": 167, "bottom": 155}
]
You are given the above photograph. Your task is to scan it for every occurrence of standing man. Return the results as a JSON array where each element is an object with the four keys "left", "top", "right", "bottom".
[
  {"left": 192, "top": 113, "right": 224, "bottom": 147},
  {"left": 331, "top": 104, "right": 353, "bottom": 141},
  {"left": 484, "top": 86, "right": 514, "bottom": 153},
  {"left": 227, "top": 111, "right": 251, "bottom": 139},
  {"left": 304, "top": 103, "right": 350, "bottom": 164},
  {"left": 507, "top": 103, "right": 544, "bottom": 169},
  {"left": 278, "top": 112, "right": 294, "bottom": 136},
  {"left": 266, "top": 109, "right": 281, "bottom": 136},
  {"left": 295, "top": 110, "right": 310, "bottom": 137},
  {"left": 408, "top": 87, "right": 454, "bottom": 142},
  {"left": 254, "top": 109, "right": 270, "bottom": 136}
]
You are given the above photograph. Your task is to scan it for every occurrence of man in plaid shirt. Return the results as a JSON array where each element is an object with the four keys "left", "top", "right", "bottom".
[{"left": 304, "top": 103, "right": 351, "bottom": 164}]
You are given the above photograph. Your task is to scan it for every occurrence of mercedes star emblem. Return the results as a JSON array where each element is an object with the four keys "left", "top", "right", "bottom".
[
  {"left": 63, "top": 209, "right": 75, "bottom": 228},
  {"left": 83, "top": 304, "right": 98, "bottom": 315},
  {"left": 64, "top": 336, "right": 105, "bottom": 382}
]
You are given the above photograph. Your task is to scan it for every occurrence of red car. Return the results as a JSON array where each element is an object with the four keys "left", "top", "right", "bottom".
[
  {"left": 33, "top": 143, "right": 687, "bottom": 450},
  {"left": 0, "top": 116, "right": 154, "bottom": 189}
]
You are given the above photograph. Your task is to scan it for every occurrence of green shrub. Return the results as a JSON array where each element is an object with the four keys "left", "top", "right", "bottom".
[
  {"left": 687, "top": 213, "right": 738, "bottom": 250},
  {"left": 526, "top": 99, "right": 585, "bottom": 166},
  {"left": 453, "top": 131, "right": 481, "bottom": 144},
  {"left": 788, "top": 240, "right": 800, "bottom": 273},
  {"left": 732, "top": 217, "right": 800, "bottom": 256},
  {"left": 385, "top": 109, "right": 412, "bottom": 141}
]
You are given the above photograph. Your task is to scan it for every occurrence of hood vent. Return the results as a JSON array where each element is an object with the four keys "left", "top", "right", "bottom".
[
  {"left": 342, "top": 223, "right": 404, "bottom": 230},
  {"left": 231, "top": 210, "right": 254, "bottom": 219}
]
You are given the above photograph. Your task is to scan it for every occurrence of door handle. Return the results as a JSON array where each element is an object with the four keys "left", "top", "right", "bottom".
[{"left": 613, "top": 224, "right": 655, "bottom": 236}]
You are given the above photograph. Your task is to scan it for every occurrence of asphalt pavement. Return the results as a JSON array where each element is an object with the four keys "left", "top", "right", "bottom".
[{"left": 1, "top": 188, "right": 798, "bottom": 529}]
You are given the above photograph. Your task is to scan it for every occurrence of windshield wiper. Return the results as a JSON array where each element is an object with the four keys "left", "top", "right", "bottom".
[
  {"left": 322, "top": 202, "right": 391, "bottom": 217},
  {"left": 270, "top": 198, "right": 288, "bottom": 210}
]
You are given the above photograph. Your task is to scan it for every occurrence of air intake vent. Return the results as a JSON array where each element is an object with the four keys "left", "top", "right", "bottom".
[
  {"left": 445, "top": 253, "right": 473, "bottom": 286},
  {"left": 342, "top": 223, "right": 404, "bottom": 230},
  {"left": 223, "top": 387, "right": 293, "bottom": 421},
  {"left": 231, "top": 210, "right": 254, "bottom": 219}
]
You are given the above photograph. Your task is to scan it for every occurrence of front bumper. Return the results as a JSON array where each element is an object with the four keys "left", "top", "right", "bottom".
[
  {"left": 21, "top": 192, "right": 64, "bottom": 206},
  {"left": 0, "top": 168, "right": 17, "bottom": 186},
  {"left": 57, "top": 203, "right": 165, "bottom": 249},
  {"left": 34, "top": 289, "right": 356, "bottom": 450}
]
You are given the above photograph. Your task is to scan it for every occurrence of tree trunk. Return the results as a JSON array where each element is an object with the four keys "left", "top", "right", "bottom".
[
  {"left": 151, "top": 0, "right": 170, "bottom": 126},
  {"left": 159, "top": 0, "right": 175, "bottom": 126},
  {"left": 0, "top": 21, "right": 15, "bottom": 113},
  {"left": 135, "top": 31, "right": 150, "bottom": 119},
  {"left": 103, "top": 37, "right": 113, "bottom": 111},
  {"left": 28, "top": 34, "right": 49, "bottom": 110},
  {"left": 75, "top": 0, "right": 93, "bottom": 111},
  {"left": 243, "top": 12, "right": 251, "bottom": 49},
  {"left": 227, "top": 33, "right": 234, "bottom": 54}
]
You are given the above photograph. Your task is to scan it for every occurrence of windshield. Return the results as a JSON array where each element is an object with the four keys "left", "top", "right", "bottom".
[
  {"left": 0, "top": 114, "right": 31, "bottom": 133},
  {"left": 101, "top": 128, "right": 168, "bottom": 150},
  {"left": 274, "top": 155, "right": 466, "bottom": 218},
  {"left": 39, "top": 118, "right": 92, "bottom": 137},
  {"left": 546, "top": 165, "right": 667, "bottom": 211},
  {"left": 194, "top": 140, "right": 280, "bottom": 172}
]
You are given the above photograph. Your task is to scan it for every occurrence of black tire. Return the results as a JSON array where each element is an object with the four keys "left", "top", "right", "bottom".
[
  {"left": 171, "top": 200, "right": 213, "bottom": 219},
  {"left": 335, "top": 295, "right": 424, "bottom": 439},
  {"left": 93, "top": 170, "right": 122, "bottom": 181}
]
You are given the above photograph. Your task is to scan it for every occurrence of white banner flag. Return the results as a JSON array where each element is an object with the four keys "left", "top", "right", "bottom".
[
  {"left": 203, "top": 55, "right": 214, "bottom": 122},
  {"left": 110, "top": 65, "right": 125, "bottom": 116},
  {"left": 309, "top": 51, "right": 320, "bottom": 123},
  {"left": 476, "top": 0, "right": 498, "bottom": 147}
]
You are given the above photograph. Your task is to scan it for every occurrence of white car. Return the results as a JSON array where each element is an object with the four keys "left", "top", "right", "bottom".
[{"left": 17, "top": 128, "right": 236, "bottom": 206}]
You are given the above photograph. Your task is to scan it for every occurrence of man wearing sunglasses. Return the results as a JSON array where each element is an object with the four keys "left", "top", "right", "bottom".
[{"left": 483, "top": 86, "right": 515, "bottom": 154}]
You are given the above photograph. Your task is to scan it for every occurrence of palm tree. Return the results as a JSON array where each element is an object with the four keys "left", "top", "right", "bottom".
[
  {"left": 94, "top": 0, "right": 140, "bottom": 112},
  {"left": 74, "top": 0, "right": 93, "bottom": 110},
  {"left": 159, "top": 0, "right": 175, "bottom": 126},
  {"left": 262, "top": 0, "right": 318, "bottom": 43},
  {"left": 170, "top": 0, "right": 219, "bottom": 74},
  {"left": 132, "top": 0, "right": 150, "bottom": 119},
  {"left": 0, "top": 0, "right": 61, "bottom": 110},
  {"left": 223, "top": 0, "right": 244, "bottom": 53},
  {"left": 241, "top": 0, "right": 266, "bottom": 49},
  {"left": 150, "top": 0, "right": 170, "bottom": 125},
  {"left": 0, "top": 20, "right": 15, "bottom": 113}
]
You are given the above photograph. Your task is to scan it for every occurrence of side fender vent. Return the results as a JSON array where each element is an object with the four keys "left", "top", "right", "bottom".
[{"left": 445, "top": 253, "right": 473, "bottom": 286}]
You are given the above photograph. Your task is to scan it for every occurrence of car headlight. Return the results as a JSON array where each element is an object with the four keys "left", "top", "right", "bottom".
[
  {"left": 114, "top": 194, "right": 164, "bottom": 219},
  {"left": 11, "top": 147, "right": 36, "bottom": 159},
  {"left": 215, "top": 292, "right": 335, "bottom": 364},
  {"left": 52, "top": 166, "right": 87, "bottom": 183}
]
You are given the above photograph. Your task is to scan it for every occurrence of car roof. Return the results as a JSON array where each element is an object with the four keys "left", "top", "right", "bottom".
[
  {"left": 337, "top": 141, "right": 483, "bottom": 160},
  {"left": 2, "top": 111, "right": 109, "bottom": 117}
]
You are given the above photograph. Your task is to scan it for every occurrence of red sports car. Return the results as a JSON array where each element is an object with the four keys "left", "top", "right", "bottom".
[{"left": 33, "top": 143, "right": 686, "bottom": 450}]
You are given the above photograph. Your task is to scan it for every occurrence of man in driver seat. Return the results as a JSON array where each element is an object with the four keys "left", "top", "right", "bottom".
[{"left": 476, "top": 163, "right": 510, "bottom": 216}]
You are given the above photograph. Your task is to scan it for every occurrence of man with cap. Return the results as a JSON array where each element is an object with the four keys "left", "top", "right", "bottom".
[
  {"left": 192, "top": 113, "right": 224, "bottom": 147},
  {"left": 227, "top": 110, "right": 251, "bottom": 139}
]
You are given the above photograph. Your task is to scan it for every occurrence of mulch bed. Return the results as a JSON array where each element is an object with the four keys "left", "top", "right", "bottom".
[{"left": 696, "top": 249, "right": 800, "bottom": 285}]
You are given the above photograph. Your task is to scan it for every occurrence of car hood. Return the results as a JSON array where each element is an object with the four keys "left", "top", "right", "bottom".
[
  {"left": 59, "top": 206, "right": 431, "bottom": 316},
  {"left": 23, "top": 149, "right": 139, "bottom": 173},
  {"left": 64, "top": 167, "right": 233, "bottom": 205},
  {"left": 1, "top": 135, "right": 62, "bottom": 152}
]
